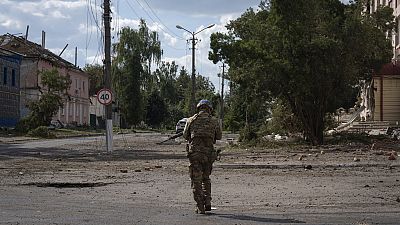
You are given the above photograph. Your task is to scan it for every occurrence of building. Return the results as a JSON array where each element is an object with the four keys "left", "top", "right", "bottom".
[
  {"left": 369, "top": 0, "right": 400, "bottom": 58},
  {"left": 0, "top": 48, "right": 22, "bottom": 127},
  {"left": 357, "top": 1, "right": 400, "bottom": 124},
  {"left": 89, "top": 96, "right": 120, "bottom": 128},
  {"left": 372, "top": 63, "right": 400, "bottom": 122},
  {"left": 0, "top": 34, "right": 89, "bottom": 126}
]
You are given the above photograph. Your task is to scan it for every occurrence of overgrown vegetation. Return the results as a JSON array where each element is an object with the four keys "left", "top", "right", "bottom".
[
  {"left": 16, "top": 69, "right": 71, "bottom": 132},
  {"left": 209, "top": 0, "right": 394, "bottom": 145}
]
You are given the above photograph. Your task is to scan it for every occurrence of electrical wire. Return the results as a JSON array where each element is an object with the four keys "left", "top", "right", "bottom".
[
  {"left": 139, "top": 0, "right": 184, "bottom": 40},
  {"left": 128, "top": 0, "right": 185, "bottom": 41}
]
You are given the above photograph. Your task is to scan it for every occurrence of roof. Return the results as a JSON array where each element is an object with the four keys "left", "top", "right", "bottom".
[
  {"left": 0, "top": 34, "right": 82, "bottom": 72},
  {"left": 0, "top": 47, "right": 24, "bottom": 64},
  {"left": 373, "top": 62, "right": 400, "bottom": 76}
]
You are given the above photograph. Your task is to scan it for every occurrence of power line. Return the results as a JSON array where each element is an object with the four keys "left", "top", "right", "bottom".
[
  {"left": 127, "top": 0, "right": 184, "bottom": 41},
  {"left": 140, "top": 0, "right": 184, "bottom": 40}
]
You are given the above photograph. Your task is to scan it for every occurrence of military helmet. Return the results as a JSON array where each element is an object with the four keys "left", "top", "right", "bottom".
[{"left": 197, "top": 99, "right": 213, "bottom": 110}]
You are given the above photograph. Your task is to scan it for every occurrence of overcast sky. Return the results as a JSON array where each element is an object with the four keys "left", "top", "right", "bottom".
[{"left": 0, "top": 0, "right": 349, "bottom": 92}]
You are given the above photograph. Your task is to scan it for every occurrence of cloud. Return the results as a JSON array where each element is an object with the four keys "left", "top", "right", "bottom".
[
  {"left": 0, "top": 16, "right": 23, "bottom": 29},
  {"left": 143, "top": 0, "right": 259, "bottom": 17}
]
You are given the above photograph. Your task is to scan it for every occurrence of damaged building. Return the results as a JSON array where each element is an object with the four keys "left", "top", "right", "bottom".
[{"left": 0, "top": 34, "right": 89, "bottom": 127}]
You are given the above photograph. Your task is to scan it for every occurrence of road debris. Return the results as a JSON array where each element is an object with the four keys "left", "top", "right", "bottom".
[
  {"left": 304, "top": 165, "right": 312, "bottom": 170},
  {"left": 388, "top": 153, "right": 396, "bottom": 160}
]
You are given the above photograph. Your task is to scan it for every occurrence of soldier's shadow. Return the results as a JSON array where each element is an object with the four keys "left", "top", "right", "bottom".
[{"left": 207, "top": 212, "right": 305, "bottom": 224}]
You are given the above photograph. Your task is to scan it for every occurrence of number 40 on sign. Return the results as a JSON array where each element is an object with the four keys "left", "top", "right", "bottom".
[{"left": 97, "top": 88, "right": 113, "bottom": 105}]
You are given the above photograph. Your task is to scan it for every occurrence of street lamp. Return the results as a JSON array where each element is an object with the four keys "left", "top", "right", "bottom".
[{"left": 176, "top": 24, "right": 215, "bottom": 115}]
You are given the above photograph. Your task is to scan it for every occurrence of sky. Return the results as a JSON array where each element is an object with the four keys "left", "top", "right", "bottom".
[{"left": 0, "top": 0, "right": 349, "bottom": 93}]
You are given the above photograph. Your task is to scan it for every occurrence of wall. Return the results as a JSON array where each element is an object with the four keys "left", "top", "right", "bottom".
[
  {"left": 0, "top": 55, "right": 20, "bottom": 127},
  {"left": 36, "top": 60, "right": 90, "bottom": 126},
  {"left": 373, "top": 75, "right": 400, "bottom": 122}
]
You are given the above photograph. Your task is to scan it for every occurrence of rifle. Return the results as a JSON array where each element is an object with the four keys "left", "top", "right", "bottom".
[{"left": 157, "top": 132, "right": 183, "bottom": 144}]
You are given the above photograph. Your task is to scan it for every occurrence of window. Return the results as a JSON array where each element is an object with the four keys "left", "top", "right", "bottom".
[
  {"left": 11, "top": 69, "right": 16, "bottom": 86},
  {"left": 82, "top": 81, "right": 85, "bottom": 91},
  {"left": 3, "top": 67, "right": 7, "bottom": 85}
]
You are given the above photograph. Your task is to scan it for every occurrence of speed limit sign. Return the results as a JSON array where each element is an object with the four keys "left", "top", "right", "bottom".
[{"left": 97, "top": 88, "right": 113, "bottom": 105}]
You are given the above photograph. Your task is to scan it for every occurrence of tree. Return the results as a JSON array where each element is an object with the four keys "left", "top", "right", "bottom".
[
  {"left": 209, "top": 0, "right": 393, "bottom": 144},
  {"left": 146, "top": 91, "right": 168, "bottom": 128},
  {"left": 83, "top": 64, "right": 103, "bottom": 96},
  {"left": 112, "top": 20, "right": 164, "bottom": 127},
  {"left": 18, "top": 69, "right": 71, "bottom": 131}
]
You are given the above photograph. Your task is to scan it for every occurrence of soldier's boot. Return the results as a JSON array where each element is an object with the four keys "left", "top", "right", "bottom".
[
  {"left": 193, "top": 188, "right": 205, "bottom": 214},
  {"left": 196, "top": 203, "right": 205, "bottom": 214},
  {"left": 204, "top": 180, "right": 212, "bottom": 211},
  {"left": 204, "top": 197, "right": 211, "bottom": 211}
]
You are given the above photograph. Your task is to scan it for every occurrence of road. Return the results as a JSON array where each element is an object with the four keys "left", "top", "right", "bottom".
[{"left": 0, "top": 133, "right": 399, "bottom": 225}]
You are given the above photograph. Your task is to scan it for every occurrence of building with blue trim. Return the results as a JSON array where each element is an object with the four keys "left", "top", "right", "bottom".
[{"left": 0, "top": 47, "right": 22, "bottom": 127}]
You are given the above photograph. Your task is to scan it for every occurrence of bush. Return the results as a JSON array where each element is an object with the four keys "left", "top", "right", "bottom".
[
  {"left": 239, "top": 124, "right": 258, "bottom": 142},
  {"left": 261, "top": 99, "right": 302, "bottom": 135},
  {"left": 28, "top": 126, "right": 54, "bottom": 138}
]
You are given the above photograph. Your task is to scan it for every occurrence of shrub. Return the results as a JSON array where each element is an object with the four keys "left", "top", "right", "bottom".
[{"left": 28, "top": 126, "right": 54, "bottom": 138}]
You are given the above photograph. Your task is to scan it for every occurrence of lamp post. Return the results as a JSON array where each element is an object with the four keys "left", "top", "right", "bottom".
[{"left": 176, "top": 24, "right": 215, "bottom": 114}]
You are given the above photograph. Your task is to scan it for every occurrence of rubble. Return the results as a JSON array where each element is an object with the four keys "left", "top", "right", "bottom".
[
  {"left": 391, "top": 129, "right": 400, "bottom": 140},
  {"left": 388, "top": 153, "right": 397, "bottom": 160}
]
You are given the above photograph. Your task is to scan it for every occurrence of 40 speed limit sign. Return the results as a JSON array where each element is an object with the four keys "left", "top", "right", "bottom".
[{"left": 97, "top": 88, "right": 113, "bottom": 105}]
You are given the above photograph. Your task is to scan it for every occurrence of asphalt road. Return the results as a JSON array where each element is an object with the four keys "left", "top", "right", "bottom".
[{"left": 0, "top": 133, "right": 399, "bottom": 225}]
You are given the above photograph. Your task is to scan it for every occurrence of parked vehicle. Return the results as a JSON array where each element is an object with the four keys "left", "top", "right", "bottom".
[{"left": 175, "top": 118, "right": 187, "bottom": 133}]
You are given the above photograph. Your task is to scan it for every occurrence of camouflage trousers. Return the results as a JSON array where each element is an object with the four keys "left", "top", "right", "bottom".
[{"left": 188, "top": 152, "right": 213, "bottom": 209}]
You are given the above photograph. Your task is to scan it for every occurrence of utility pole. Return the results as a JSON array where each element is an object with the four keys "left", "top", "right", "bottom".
[
  {"left": 104, "top": 0, "right": 113, "bottom": 153},
  {"left": 176, "top": 24, "right": 215, "bottom": 115},
  {"left": 190, "top": 34, "right": 196, "bottom": 115},
  {"left": 220, "top": 63, "right": 225, "bottom": 129}
]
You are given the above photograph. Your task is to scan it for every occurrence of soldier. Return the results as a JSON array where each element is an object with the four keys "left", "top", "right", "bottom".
[{"left": 183, "top": 99, "right": 222, "bottom": 214}]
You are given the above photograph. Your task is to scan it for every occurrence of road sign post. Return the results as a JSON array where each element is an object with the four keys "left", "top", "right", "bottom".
[{"left": 97, "top": 88, "right": 113, "bottom": 153}]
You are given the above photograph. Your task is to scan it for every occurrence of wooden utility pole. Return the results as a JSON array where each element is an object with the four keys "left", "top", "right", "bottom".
[{"left": 104, "top": 0, "right": 113, "bottom": 153}]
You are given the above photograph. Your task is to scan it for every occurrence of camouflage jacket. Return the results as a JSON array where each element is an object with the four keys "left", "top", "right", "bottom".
[{"left": 183, "top": 111, "right": 222, "bottom": 154}]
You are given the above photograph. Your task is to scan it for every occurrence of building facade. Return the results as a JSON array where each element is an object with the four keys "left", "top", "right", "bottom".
[
  {"left": 369, "top": 0, "right": 400, "bottom": 58},
  {"left": 0, "top": 48, "right": 21, "bottom": 127},
  {"left": 0, "top": 34, "right": 89, "bottom": 126}
]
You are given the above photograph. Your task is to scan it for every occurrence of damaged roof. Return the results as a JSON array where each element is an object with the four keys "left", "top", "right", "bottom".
[{"left": 0, "top": 33, "right": 82, "bottom": 72}]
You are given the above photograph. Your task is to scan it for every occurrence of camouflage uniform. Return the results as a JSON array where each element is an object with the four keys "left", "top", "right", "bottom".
[{"left": 183, "top": 110, "right": 222, "bottom": 213}]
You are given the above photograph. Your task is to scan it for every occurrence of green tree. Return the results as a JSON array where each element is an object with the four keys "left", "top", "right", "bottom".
[
  {"left": 146, "top": 90, "right": 168, "bottom": 128},
  {"left": 113, "top": 26, "right": 145, "bottom": 126},
  {"left": 209, "top": 0, "right": 393, "bottom": 144},
  {"left": 18, "top": 69, "right": 71, "bottom": 131},
  {"left": 83, "top": 64, "right": 103, "bottom": 96}
]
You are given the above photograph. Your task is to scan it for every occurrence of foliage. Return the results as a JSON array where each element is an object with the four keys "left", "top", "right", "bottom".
[
  {"left": 112, "top": 20, "right": 164, "bottom": 128},
  {"left": 17, "top": 69, "right": 71, "bottom": 132},
  {"left": 262, "top": 99, "right": 302, "bottom": 135},
  {"left": 209, "top": 0, "right": 393, "bottom": 145},
  {"left": 113, "top": 26, "right": 145, "bottom": 126},
  {"left": 27, "top": 126, "right": 54, "bottom": 138},
  {"left": 83, "top": 64, "right": 103, "bottom": 96},
  {"left": 146, "top": 91, "right": 168, "bottom": 128}
]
